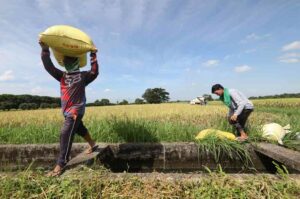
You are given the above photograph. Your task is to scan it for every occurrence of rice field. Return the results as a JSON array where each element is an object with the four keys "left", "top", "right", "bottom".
[
  {"left": 1, "top": 98, "right": 300, "bottom": 198},
  {"left": 0, "top": 98, "right": 299, "bottom": 145}
]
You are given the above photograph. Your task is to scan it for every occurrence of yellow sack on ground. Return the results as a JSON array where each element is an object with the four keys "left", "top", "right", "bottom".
[
  {"left": 39, "top": 25, "right": 96, "bottom": 67},
  {"left": 195, "top": 129, "right": 236, "bottom": 140}
]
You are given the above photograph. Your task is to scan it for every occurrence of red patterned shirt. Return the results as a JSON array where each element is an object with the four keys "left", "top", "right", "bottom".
[{"left": 41, "top": 50, "right": 99, "bottom": 117}]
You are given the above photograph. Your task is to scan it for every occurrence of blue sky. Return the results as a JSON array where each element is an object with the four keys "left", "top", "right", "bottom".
[{"left": 0, "top": 0, "right": 299, "bottom": 102}]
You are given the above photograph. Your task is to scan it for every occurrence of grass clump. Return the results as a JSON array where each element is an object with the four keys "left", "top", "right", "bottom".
[
  {"left": 196, "top": 135, "right": 253, "bottom": 169},
  {"left": 283, "top": 131, "right": 300, "bottom": 151}
]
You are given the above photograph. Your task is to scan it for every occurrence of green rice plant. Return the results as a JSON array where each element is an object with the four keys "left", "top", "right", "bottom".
[
  {"left": 283, "top": 131, "right": 300, "bottom": 151},
  {"left": 195, "top": 135, "right": 253, "bottom": 169},
  {"left": 0, "top": 98, "right": 300, "bottom": 147},
  {"left": 273, "top": 161, "right": 289, "bottom": 179}
]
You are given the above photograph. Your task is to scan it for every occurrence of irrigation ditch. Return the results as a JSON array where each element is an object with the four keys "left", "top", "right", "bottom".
[{"left": 1, "top": 142, "right": 299, "bottom": 174}]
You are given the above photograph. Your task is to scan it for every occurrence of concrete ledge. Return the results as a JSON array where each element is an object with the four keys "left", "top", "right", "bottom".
[
  {"left": 0, "top": 142, "right": 268, "bottom": 172},
  {"left": 253, "top": 143, "right": 300, "bottom": 172},
  {"left": 0, "top": 143, "right": 92, "bottom": 170}
]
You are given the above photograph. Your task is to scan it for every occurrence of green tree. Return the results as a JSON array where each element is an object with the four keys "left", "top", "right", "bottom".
[
  {"left": 142, "top": 88, "right": 170, "bottom": 104},
  {"left": 51, "top": 103, "right": 60, "bottom": 108},
  {"left": 19, "top": 103, "right": 38, "bottom": 110},
  {"left": 94, "top": 99, "right": 110, "bottom": 106},
  {"left": 119, "top": 100, "right": 129, "bottom": 105},
  {"left": 100, "top": 98, "right": 110, "bottom": 106},
  {"left": 0, "top": 94, "right": 60, "bottom": 110},
  {"left": 40, "top": 103, "right": 51, "bottom": 109},
  {"left": 203, "top": 94, "right": 213, "bottom": 101},
  {"left": 0, "top": 101, "right": 16, "bottom": 110},
  {"left": 19, "top": 103, "right": 29, "bottom": 110},
  {"left": 134, "top": 98, "right": 144, "bottom": 104}
]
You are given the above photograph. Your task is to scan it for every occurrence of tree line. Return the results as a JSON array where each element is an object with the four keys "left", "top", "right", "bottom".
[
  {"left": 249, "top": 93, "right": 300, "bottom": 99},
  {"left": 0, "top": 94, "right": 60, "bottom": 111},
  {"left": 0, "top": 88, "right": 170, "bottom": 111},
  {"left": 87, "top": 88, "right": 170, "bottom": 106},
  {"left": 2, "top": 90, "right": 298, "bottom": 111}
]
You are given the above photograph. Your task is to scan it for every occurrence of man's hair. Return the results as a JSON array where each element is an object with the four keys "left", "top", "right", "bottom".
[{"left": 211, "top": 84, "right": 224, "bottom": 93}]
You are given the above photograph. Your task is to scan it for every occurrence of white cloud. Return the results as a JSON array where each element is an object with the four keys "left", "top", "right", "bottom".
[
  {"left": 240, "top": 33, "right": 271, "bottom": 44},
  {"left": 118, "top": 74, "right": 138, "bottom": 82},
  {"left": 31, "top": 86, "right": 43, "bottom": 95},
  {"left": 224, "top": 55, "right": 232, "bottom": 60},
  {"left": 278, "top": 52, "right": 300, "bottom": 63},
  {"left": 184, "top": 67, "right": 191, "bottom": 72},
  {"left": 279, "top": 52, "right": 300, "bottom": 59},
  {"left": 246, "top": 33, "right": 260, "bottom": 40},
  {"left": 0, "top": 70, "right": 14, "bottom": 81},
  {"left": 234, "top": 65, "right": 252, "bottom": 73},
  {"left": 110, "top": 32, "right": 120, "bottom": 37},
  {"left": 104, "top": 88, "right": 111, "bottom": 92},
  {"left": 30, "top": 86, "right": 58, "bottom": 96},
  {"left": 202, "top": 59, "right": 219, "bottom": 67},
  {"left": 282, "top": 41, "right": 300, "bottom": 51},
  {"left": 245, "top": 49, "right": 256, "bottom": 53},
  {"left": 35, "top": 0, "right": 51, "bottom": 10},
  {"left": 279, "top": 58, "right": 299, "bottom": 63}
]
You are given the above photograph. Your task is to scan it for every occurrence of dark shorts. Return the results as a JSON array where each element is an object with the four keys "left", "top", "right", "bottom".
[{"left": 228, "top": 109, "right": 253, "bottom": 135}]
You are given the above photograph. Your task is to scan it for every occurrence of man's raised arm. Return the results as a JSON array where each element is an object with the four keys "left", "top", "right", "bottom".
[
  {"left": 39, "top": 41, "right": 63, "bottom": 82},
  {"left": 86, "top": 50, "right": 99, "bottom": 85}
]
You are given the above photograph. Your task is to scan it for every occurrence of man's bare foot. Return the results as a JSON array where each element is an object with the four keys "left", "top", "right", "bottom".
[
  {"left": 85, "top": 144, "right": 98, "bottom": 154},
  {"left": 236, "top": 131, "right": 248, "bottom": 141},
  {"left": 46, "top": 165, "right": 64, "bottom": 177}
]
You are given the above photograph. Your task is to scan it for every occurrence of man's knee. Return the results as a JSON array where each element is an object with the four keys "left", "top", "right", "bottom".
[{"left": 61, "top": 116, "right": 74, "bottom": 129}]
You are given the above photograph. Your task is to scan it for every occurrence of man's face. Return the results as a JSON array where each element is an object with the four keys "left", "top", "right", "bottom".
[
  {"left": 63, "top": 56, "right": 78, "bottom": 66},
  {"left": 63, "top": 56, "right": 79, "bottom": 72},
  {"left": 214, "top": 89, "right": 224, "bottom": 96}
]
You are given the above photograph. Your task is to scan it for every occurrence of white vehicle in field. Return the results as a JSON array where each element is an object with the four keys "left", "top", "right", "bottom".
[{"left": 190, "top": 97, "right": 206, "bottom": 105}]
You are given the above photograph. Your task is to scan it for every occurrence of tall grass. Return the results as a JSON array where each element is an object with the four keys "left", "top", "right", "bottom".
[
  {"left": 0, "top": 166, "right": 299, "bottom": 198},
  {"left": 0, "top": 99, "right": 299, "bottom": 148},
  {"left": 0, "top": 99, "right": 300, "bottom": 155}
]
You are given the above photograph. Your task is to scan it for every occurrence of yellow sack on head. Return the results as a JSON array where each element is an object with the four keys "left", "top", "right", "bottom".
[
  {"left": 39, "top": 25, "right": 96, "bottom": 67},
  {"left": 195, "top": 129, "right": 236, "bottom": 140}
]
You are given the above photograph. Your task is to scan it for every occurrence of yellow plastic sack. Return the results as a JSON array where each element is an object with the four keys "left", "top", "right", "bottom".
[
  {"left": 195, "top": 129, "right": 236, "bottom": 140},
  {"left": 39, "top": 25, "right": 96, "bottom": 67}
]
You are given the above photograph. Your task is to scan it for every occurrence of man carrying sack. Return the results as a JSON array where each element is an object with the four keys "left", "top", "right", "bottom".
[{"left": 39, "top": 40, "right": 99, "bottom": 177}]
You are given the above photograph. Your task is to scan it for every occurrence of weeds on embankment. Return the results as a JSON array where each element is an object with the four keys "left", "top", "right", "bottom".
[{"left": 0, "top": 165, "right": 299, "bottom": 198}]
